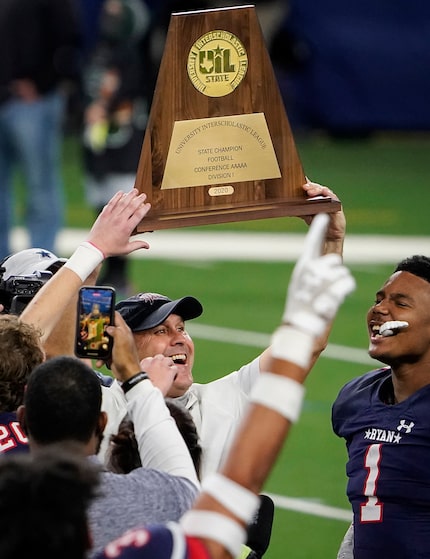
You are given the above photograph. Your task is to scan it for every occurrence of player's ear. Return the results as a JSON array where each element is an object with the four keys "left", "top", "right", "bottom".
[
  {"left": 85, "top": 524, "right": 94, "bottom": 552},
  {"left": 97, "top": 411, "right": 108, "bottom": 436},
  {"left": 17, "top": 405, "right": 28, "bottom": 435}
]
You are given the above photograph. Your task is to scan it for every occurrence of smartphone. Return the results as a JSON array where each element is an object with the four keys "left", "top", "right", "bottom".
[{"left": 75, "top": 286, "right": 115, "bottom": 360}]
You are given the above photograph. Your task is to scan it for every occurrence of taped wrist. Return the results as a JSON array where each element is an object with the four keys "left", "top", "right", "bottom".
[
  {"left": 63, "top": 241, "right": 105, "bottom": 281},
  {"left": 180, "top": 510, "right": 246, "bottom": 558},
  {"left": 201, "top": 473, "right": 260, "bottom": 524},
  {"left": 250, "top": 372, "right": 305, "bottom": 424},
  {"left": 271, "top": 325, "right": 314, "bottom": 369}
]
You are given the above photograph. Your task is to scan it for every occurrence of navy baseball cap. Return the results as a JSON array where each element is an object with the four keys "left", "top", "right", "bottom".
[{"left": 116, "top": 292, "right": 203, "bottom": 332}]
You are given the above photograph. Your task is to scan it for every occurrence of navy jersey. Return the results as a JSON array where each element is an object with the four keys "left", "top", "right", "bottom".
[
  {"left": 0, "top": 411, "right": 29, "bottom": 454},
  {"left": 94, "top": 522, "right": 210, "bottom": 559},
  {"left": 332, "top": 367, "right": 430, "bottom": 558}
]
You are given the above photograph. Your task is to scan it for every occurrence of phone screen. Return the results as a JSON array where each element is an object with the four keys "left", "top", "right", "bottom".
[{"left": 75, "top": 286, "right": 115, "bottom": 360}]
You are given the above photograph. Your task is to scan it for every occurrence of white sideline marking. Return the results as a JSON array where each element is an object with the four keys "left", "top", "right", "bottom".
[
  {"left": 267, "top": 493, "right": 352, "bottom": 522},
  {"left": 188, "top": 323, "right": 374, "bottom": 366},
  {"left": 10, "top": 227, "right": 429, "bottom": 264}
]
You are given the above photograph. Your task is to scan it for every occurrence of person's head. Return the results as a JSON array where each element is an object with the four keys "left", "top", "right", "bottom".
[
  {"left": 165, "top": 398, "right": 202, "bottom": 479},
  {"left": 0, "top": 248, "right": 66, "bottom": 315},
  {"left": 18, "top": 356, "right": 107, "bottom": 454},
  {"left": 367, "top": 255, "right": 430, "bottom": 366},
  {"left": 0, "top": 443, "right": 100, "bottom": 559},
  {"left": 0, "top": 314, "right": 45, "bottom": 412},
  {"left": 107, "top": 401, "right": 202, "bottom": 478},
  {"left": 107, "top": 415, "right": 141, "bottom": 474},
  {"left": 116, "top": 292, "right": 203, "bottom": 397}
]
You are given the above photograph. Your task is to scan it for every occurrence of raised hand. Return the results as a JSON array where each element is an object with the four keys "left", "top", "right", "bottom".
[
  {"left": 104, "top": 311, "right": 142, "bottom": 381},
  {"left": 88, "top": 189, "right": 151, "bottom": 258},
  {"left": 302, "top": 179, "right": 346, "bottom": 254},
  {"left": 138, "top": 354, "right": 179, "bottom": 397}
]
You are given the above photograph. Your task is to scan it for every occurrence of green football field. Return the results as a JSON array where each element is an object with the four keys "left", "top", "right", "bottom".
[{"left": 34, "top": 132, "right": 430, "bottom": 558}]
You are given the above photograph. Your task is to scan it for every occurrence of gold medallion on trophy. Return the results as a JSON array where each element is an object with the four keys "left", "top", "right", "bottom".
[{"left": 187, "top": 30, "right": 248, "bottom": 97}]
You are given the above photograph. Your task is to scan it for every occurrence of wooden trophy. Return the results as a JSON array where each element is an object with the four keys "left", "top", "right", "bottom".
[{"left": 134, "top": 4, "right": 340, "bottom": 232}]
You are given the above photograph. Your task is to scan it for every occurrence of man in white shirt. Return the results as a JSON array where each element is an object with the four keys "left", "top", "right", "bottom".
[{"left": 100, "top": 180, "right": 346, "bottom": 478}]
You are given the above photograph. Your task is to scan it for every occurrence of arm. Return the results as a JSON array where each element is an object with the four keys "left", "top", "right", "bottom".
[
  {"left": 43, "top": 265, "right": 102, "bottom": 359},
  {"left": 259, "top": 179, "right": 346, "bottom": 373},
  {"left": 180, "top": 214, "right": 355, "bottom": 559},
  {"left": 20, "top": 189, "right": 150, "bottom": 343},
  {"left": 337, "top": 522, "right": 354, "bottom": 559}
]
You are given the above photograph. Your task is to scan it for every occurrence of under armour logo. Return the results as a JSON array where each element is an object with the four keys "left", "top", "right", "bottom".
[{"left": 397, "top": 419, "right": 415, "bottom": 433}]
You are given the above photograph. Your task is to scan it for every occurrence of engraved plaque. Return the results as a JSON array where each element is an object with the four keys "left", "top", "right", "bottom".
[
  {"left": 161, "top": 113, "right": 281, "bottom": 189},
  {"left": 134, "top": 4, "right": 340, "bottom": 231}
]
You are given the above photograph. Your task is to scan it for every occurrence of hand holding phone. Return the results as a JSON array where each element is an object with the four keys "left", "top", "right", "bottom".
[{"left": 75, "top": 286, "right": 115, "bottom": 360}]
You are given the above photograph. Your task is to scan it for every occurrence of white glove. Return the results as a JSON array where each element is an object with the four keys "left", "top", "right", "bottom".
[{"left": 282, "top": 213, "right": 356, "bottom": 337}]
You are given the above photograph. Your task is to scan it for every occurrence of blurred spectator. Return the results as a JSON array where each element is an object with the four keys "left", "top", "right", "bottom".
[
  {"left": 0, "top": 0, "right": 83, "bottom": 259},
  {"left": 81, "top": 0, "right": 151, "bottom": 295},
  {"left": 77, "top": 0, "right": 106, "bottom": 56}
]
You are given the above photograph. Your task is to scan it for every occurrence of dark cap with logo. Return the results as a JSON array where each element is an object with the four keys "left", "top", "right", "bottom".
[{"left": 116, "top": 292, "right": 203, "bottom": 332}]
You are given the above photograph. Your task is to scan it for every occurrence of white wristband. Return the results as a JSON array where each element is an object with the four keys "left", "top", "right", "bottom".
[
  {"left": 63, "top": 241, "right": 105, "bottom": 281},
  {"left": 271, "top": 325, "right": 314, "bottom": 369},
  {"left": 180, "top": 510, "right": 246, "bottom": 558},
  {"left": 250, "top": 372, "right": 305, "bottom": 423},
  {"left": 201, "top": 473, "right": 260, "bottom": 524}
]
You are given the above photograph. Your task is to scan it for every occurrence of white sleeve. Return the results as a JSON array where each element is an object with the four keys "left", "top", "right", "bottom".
[
  {"left": 126, "top": 379, "right": 200, "bottom": 490},
  {"left": 337, "top": 522, "right": 354, "bottom": 559},
  {"left": 99, "top": 381, "right": 128, "bottom": 464},
  {"left": 203, "top": 356, "right": 261, "bottom": 396}
]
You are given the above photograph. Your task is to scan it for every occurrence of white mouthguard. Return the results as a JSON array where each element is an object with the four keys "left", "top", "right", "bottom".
[{"left": 380, "top": 321, "right": 409, "bottom": 337}]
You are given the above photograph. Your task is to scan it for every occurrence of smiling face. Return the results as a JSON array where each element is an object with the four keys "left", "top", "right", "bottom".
[
  {"left": 132, "top": 313, "right": 195, "bottom": 397},
  {"left": 367, "top": 271, "right": 430, "bottom": 367}
]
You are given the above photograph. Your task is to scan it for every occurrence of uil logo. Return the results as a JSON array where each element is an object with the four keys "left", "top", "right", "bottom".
[{"left": 187, "top": 30, "right": 248, "bottom": 97}]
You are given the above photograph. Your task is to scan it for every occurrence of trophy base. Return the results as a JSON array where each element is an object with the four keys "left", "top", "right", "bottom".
[{"left": 136, "top": 197, "right": 340, "bottom": 232}]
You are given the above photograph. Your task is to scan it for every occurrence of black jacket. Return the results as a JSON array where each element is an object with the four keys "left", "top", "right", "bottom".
[{"left": 0, "top": 0, "right": 83, "bottom": 104}]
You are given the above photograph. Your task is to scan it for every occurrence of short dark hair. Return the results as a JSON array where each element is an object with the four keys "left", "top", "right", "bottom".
[
  {"left": 108, "top": 402, "right": 202, "bottom": 479},
  {"left": 166, "top": 399, "right": 202, "bottom": 479},
  {"left": 24, "top": 356, "right": 102, "bottom": 445},
  {"left": 394, "top": 255, "right": 430, "bottom": 284},
  {"left": 0, "top": 444, "right": 99, "bottom": 559}
]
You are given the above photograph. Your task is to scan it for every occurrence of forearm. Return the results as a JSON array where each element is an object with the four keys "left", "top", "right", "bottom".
[
  {"left": 303, "top": 180, "right": 346, "bottom": 260},
  {"left": 20, "top": 266, "right": 83, "bottom": 343},
  {"left": 187, "top": 357, "right": 306, "bottom": 559},
  {"left": 42, "top": 265, "right": 102, "bottom": 357},
  {"left": 215, "top": 357, "right": 305, "bottom": 494},
  {"left": 260, "top": 329, "right": 328, "bottom": 374},
  {"left": 324, "top": 236, "right": 344, "bottom": 258}
]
